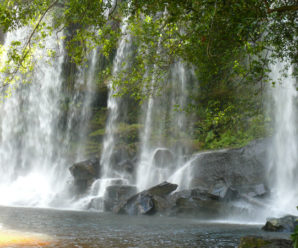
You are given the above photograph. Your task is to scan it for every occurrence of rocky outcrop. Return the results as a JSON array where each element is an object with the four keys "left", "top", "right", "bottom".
[
  {"left": 69, "top": 157, "right": 100, "bottom": 194},
  {"left": 113, "top": 181, "right": 178, "bottom": 215},
  {"left": 238, "top": 236, "right": 292, "bottom": 248},
  {"left": 262, "top": 215, "right": 298, "bottom": 232}
]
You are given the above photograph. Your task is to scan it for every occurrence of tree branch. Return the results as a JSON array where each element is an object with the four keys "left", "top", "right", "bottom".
[
  {"left": 1, "top": 0, "right": 59, "bottom": 89},
  {"left": 268, "top": 4, "right": 298, "bottom": 13},
  {"left": 264, "top": 1, "right": 298, "bottom": 14}
]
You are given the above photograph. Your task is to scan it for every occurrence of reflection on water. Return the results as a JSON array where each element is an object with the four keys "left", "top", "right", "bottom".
[
  {"left": 0, "top": 229, "right": 51, "bottom": 247},
  {"left": 0, "top": 206, "right": 290, "bottom": 248}
]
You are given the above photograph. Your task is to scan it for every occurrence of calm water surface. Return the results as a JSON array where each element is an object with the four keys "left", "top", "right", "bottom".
[{"left": 0, "top": 206, "right": 290, "bottom": 248}]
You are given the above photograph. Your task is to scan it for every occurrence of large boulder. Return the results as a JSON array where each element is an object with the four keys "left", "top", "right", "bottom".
[
  {"left": 238, "top": 236, "right": 292, "bottom": 248},
  {"left": 186, "top": 139, "right": 270, "bottom": 191},
  {"left": 69, "top": 157, "right": 100, "bottom": 194},
  {"left": 113, "top": 181, "right": 178, "bottom": 215},
  {"left": 152, "top": 148, "right": 175, "bottom": 169},
  {"left": 262, "top": 215, "right": 298, "bottom": 232}
]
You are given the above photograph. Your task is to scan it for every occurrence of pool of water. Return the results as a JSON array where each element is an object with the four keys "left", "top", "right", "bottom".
[{"left": 0, "top": 206, "right": 290, "bottom": 247}]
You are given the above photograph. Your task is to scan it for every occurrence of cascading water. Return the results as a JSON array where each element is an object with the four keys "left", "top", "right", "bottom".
[
  {"left": 84, "top": 18, "right": 133, "bottom": 206},
  {"left": 0, "top": 27, "right": 67, "bottom": 207},
  {"left": 0, "top": 24, "right": 97, "bottom": 208},
  {"left": 136, "top": 61, "right": 196, "bottom": 191},
  {"left": 65, "top": 49, "right": 98, "bottom": 161},
  {"left": 268, "top": 62, "right": 298, "bottom": 215}
]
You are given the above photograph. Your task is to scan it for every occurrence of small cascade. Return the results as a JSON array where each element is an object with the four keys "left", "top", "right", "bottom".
[
  {"left": 268, "top": 62, "right": 298, "bottom": 215},
  {"left": 136, "top": 61, "right": 195, "bottom": 191}
]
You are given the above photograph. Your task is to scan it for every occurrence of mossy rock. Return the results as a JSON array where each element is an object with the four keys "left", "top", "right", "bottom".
[{"left": 238, "top": 236, "right": 292, "bottom": 248}]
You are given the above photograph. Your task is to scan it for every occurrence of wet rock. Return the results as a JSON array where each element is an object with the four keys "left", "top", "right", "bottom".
[
  {"left": 69, "top": 157, "right": 100, "bottom": 194},
  {"left": 168, "top": 188, "right": 227, "bottom": 218},
  {"left": 188, "top": 139, "right": 270, "bottom": 191},
  {"left": 238, "top": 184, "right": 268, "bottom": 198},
  {"left": 208, "top": 181, "right": 239, "bottom": 201},
  {"left": 262, "top": 215, "right": 298, "bottom": 232},
  {"left": 69, "top": 158, "right": 100, "bottom": 180},
  {"left": 104, "top": 185, "right": 137, "bottom": 211},
  {"left": 113, "top": 181, "right": 178, "bottom": 215},
  {"left": 147, "top": 181, "right": 178, "bottom": 196},
  {"left": 238, "top": 236, "right": 292, "bottom": 248},
  {"left": 152, "top": 148, "right": 175, "bottom": 168}
]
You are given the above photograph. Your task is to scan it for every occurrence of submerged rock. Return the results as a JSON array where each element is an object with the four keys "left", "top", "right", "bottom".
[
  {"left": 238, "top": 236, "right": 292, "bottom": 248},
  {"left": 113, "top": 181, "right": 178, "bottom": 215},
  {"left": 262, "top": 215, "right": 298, "bottom": 232}
]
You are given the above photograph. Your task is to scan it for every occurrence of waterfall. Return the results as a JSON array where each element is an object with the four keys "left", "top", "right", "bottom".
[
  {"left": 0, "top": 24, "right": 97, "bottom": 208},
  {"left": 268, "top": 61, "right": 298, "bottom": 215},
  {"left": 0, "top": 27, "right": 66, "bottom": 207},
  {"left": 136, "top": 61, "right": 195, "bottom": 191},
  {"left": 90, "top": 18, "right": 133, "bottom": 200}
]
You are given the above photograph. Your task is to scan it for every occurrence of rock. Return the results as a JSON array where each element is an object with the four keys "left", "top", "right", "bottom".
[
  {"left": 152, "top": 148, "right": 175, "bottom": 168},
  {"left": 262, "top": 215, "right": 298, "bottom": 232},
  {"left": 104, "top": 185, "right": 137, "bottom": 211},
  {"left": 186, "top": 138, "right": 270, "bottom": 191},
  {"left": 168, "top": 188, "right": 227, "bottom": 218},
  {"left": 147, "top": 181, "right": 178, "bottom": 196},
  {"left": 69, "top": 157, "right": 100, "bottom": 194},
  {"left": 113, "top": 181, "right": 178, "bottom": 215},
  {"left": 238, "top": 184, "right": 268, "bottom": 198},
  {"left": 238, "top": 236, "right": 292, "bottom": 248},
  {"left": 207, "top": 181, "right": 239, "bottom": 201},
  {"left": 69, "top": 158, "right": 100, "bottom": 180}
]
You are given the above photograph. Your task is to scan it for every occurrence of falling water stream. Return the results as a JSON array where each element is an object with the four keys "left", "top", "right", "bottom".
[
  {"left": 0, "top": 23, "right": 97, "bottom": 208},
  {"left": 268, "top": 62, "right": 298, "bottom": 215}
]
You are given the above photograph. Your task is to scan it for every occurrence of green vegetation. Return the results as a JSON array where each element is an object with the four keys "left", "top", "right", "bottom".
[{"left": 0, "top": 0, "right": 297, "bottom": 151}]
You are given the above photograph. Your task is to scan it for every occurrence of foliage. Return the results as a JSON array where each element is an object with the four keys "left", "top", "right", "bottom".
[{"left": 0, "top": 0, "right": 297, "bottom": 151}]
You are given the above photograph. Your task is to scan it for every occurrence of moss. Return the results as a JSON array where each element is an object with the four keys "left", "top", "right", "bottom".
[{"left": 238, "top": 237, "right": 271, "bottom": 248}]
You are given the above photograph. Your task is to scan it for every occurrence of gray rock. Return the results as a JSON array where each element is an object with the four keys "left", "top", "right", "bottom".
[
  {"left": 69, "top": 157, "right": 100, "bottom": 194},
  {"left": 104, "top": 185, "right": 137, "bottom": 211},
  {"left": 262, "top": 215, "right": 298, "bottom": 232},
  {"left": 69, "top": 158, "right": 100, "bottom": 180},
  {"left": 168, "top": 188, "right": 228, "bottom": 218},
  {"left": 113, "top": 181, "right": 178, "bottom": 215},
  {"left": 187, "top": 139, "right": 270, "bottom": 191}
]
